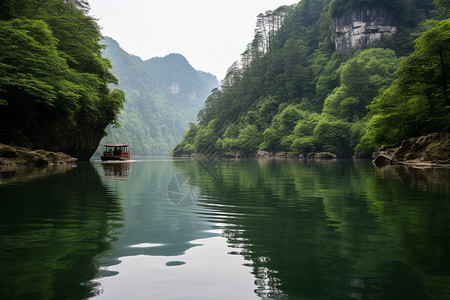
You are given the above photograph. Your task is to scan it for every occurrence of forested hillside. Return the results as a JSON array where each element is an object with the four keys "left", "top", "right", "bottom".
[
  {"left": 173, "top": 0, "right": 449, "bottom": 158},
  {"left": 97, "top": 37, "right": 218, "bottom": 156},
  {"left": 0, "top": 0, "right": 124, "bottom": 160}
]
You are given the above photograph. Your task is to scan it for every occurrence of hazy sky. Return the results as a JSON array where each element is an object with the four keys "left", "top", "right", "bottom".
[{"left": 89, "top": 0, "right": 298, "bottom": 81}]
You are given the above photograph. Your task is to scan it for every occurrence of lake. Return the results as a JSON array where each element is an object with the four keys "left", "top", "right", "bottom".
[{"left": 1, "top": 159, "right": 449, "bottom": 300}]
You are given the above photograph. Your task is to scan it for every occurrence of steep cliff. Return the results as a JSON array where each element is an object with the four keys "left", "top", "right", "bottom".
[
  {"left": 332, "top": 9, "right": 397, "bottom": 52},
  {"left": 0, "top": 2, "right": 124, "bottom": 161},
  {"left": 33, "top": 122, "right": 109, "bottom": 161}
]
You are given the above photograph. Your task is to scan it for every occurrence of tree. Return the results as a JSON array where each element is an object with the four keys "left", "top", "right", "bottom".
[
  {"left": 411, "top": 20, "right": 450, "bottom": 105},
  {"left": 359, "top": 19, "right": 450, "bottom": 150},
  {"left": 323, "top": 48, "right": 401, "bottom": 120},
  {"left": 313, "top": 118, "right": 351, "bottom": 156},
  {"left": 197, "top": 88, "right": 222, "bottom": 125},
  {"left": 0, "top": 18, "right": 81, "bottom": 142},
  {"left": 0, "top": 0, "right": 125, "bottom": 159},
  {"left": 434, "top": 0, "right": 450, "bottom": 15}
]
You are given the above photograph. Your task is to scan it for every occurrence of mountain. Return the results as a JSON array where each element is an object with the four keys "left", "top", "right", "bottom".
[
  {"left": 173, "top": 0, "right": 448, "bottom": 158},
  {"left": 97, "top": 37, "right": 218, "bottom": 156}
]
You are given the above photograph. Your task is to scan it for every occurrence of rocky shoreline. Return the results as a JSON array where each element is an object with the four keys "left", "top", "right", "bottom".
[
  {"left": 174, "top": 133, "right": 450, "bottom": 169},
  {"left": 0, "top": 143, "right": 77, "bottom": 167},
  {"left": 174, "top": 151, "right": 338, "bottom": 160},
  {"left": 372, "top": 133, "right": 450, "bottom": 168}
]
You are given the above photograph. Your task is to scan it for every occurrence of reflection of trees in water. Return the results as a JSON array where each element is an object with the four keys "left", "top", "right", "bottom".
[
  {"left": 94, "top": 161, "right": 217, "bottom": 267},
  {"left": 0, "top": 164, "right": 123, "bottom": 299},
  {"left": 223, "top": 228, "right": 285, "bottom": 299},
  {"left": 175, "top": 159, "right": 450, "bottom": 300},
  {"left": 367, "top": 166, "right": 450, "bottom": 299}
]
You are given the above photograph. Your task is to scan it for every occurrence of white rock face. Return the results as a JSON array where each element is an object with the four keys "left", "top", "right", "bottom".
[
  {"left": 169, "top": 82, "right": 180, "bottom": 94},
  {"left": 332, "top": 9, "right": 397, "bottom": 52}
]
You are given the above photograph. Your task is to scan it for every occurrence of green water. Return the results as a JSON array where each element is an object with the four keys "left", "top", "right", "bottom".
[{"left": 0, "top": 159, "right": 449, "bottom": 300}]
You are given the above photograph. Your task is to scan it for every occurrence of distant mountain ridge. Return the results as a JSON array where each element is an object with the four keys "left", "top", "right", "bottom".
[{"left": 97, "top": 37, "right": 218, "bottom": 156}]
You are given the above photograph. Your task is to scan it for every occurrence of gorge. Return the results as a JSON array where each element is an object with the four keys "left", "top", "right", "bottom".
[{"left": 97, "top": 37, "right": 218, "bottom": 156}]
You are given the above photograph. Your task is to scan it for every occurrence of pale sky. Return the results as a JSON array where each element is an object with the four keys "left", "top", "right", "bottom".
[{"left": 89, "top": 0, "right": 298, "bottom": 81}]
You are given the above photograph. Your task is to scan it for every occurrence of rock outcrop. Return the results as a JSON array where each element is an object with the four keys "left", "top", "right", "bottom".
[
  {"left": 32, "top": 125, "right": 105, "bottom": 161},
  {"left": 223, "top": 152, "right": 242, "bottom": 158},
  {"left": 175, "top": 151, "right": 339, "bottom": 160},
  {"left": 255, "top": 151, "right": 337, "bottom": 159},
  {"left": 332, "top": 9, "right": 397, "bottom": 52},
  {"left": 372, "top": 133, "right": 450, "bottom": 168},
  {"left": 255, "top": 151, "right": 305, "bottom": 159},
  {"left": 307, "top": 152, "right": 338, "bottom": 160},
  {"left": 0, "top": 144, "right": 77, "bottom": 166}
]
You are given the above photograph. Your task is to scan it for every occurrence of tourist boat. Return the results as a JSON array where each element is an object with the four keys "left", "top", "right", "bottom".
[{"left": 100, "top": 143, "right": 130, "bottom": 161}]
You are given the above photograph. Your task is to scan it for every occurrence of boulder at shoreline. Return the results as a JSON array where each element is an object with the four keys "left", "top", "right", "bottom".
[
  {"left": 0, "top": 144, "right": 77, "bottom": 166},
  {"left": 255, "top": 151, "right": 305, "bottom": 159},
  {"left": 307, "top": 152, "right": 338, "bottom": 160},
  {"left": 372, "top": 133, "right": 450, "bottom": 168}
]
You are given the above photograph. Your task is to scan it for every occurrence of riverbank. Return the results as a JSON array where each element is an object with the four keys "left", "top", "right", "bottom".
[
  {"left": 372, "top": 133, "right": 450, "bottom": 168},
  {"left": 0, "top": 143, "right": 77, "bottom": 167},
  {"left": 173, "top": 133, "right": 450, "bottom": 169},
  {"left": 174, "top": 151, "right": 338, "bottom": 160}
]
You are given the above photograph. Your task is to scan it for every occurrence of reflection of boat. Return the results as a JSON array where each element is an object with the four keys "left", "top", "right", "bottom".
[
  {"left": 101, "top": 144, "right": 130, "bottom": 161},
  {"left": 102, "top": 162, "right": 130, "bottom": 179}
]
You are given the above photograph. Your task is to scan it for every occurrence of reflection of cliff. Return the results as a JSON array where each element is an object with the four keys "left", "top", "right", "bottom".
[
  {"left": 0, "top": 164, "right": 76, "bottom": 185},
  {"left": 176, "top": 159, "right": 450, "bottom": 299},
  {"left": 374, "top": 165, "right": 450, "bottom": 194},
  {"left": 0, "top": 164, "right": 123, "bottom": 299},
  {"left": 332, "top": 9, "right": 397, "bottom": 52}
]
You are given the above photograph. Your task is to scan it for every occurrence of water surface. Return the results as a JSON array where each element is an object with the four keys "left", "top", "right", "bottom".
[{"left": 0, "top": 159, "right": 449, "bottom": 299}]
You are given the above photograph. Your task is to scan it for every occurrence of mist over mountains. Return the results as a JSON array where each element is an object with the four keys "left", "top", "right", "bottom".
[{"left": 98, "top": 36, "right": 218, "bottom": 156}]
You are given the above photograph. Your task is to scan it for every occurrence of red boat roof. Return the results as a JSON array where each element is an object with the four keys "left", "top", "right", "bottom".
[{"left": 104, "top": 143, "right": 129, "bottom": 147}]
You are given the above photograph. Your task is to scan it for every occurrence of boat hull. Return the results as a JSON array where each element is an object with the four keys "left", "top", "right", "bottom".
[{"left": 100, "top": 155, "right": 129, "bottom": 161}]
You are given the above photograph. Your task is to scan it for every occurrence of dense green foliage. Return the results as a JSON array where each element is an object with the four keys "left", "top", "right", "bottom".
[
  {"left": 0, "top": 0, "right": 124, "bottom": 159},
  {"left": 97, "top": 37, "right": 218, "bottom": 156},
  {"left": 174, "top": 0, "right": 447, "bottom": 157},
  {"left": 434, "top": 0, "right": 450, "bottom": 15},
  {"left": 359, "top": 19, "right": 450, "bottom": 149}
]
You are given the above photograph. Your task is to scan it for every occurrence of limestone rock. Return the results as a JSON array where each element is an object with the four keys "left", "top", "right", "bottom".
[
  {"left": 332, "top": 9, "right": 397, "bottom": 52},
  {"left": 372, "top": 133, "right": 450, "bottom": 168},
  {"left": 255, "top": 151, "right": 304, "bottom": 159},
  {"left": 0, "top": 144, "right": 16, "bottom": 158},
  {"left": 256, "top": 151, "right": 272, "bottom": 158},
  {"left": 307, "top": 152, "right": 317, "bottom": 159},
  {"left": 307, "top": 152, "right": 337, "bottom": 160},
  {"left": 223, "top": 152, "right": 241, "bottom": 158},
  {"left": 0, "top": 144, "right": 77, "bottom": 166},
  {"left": 274, "top": 152, "right": 297, "bottom": 158},
  {"left": 316, "top": 152, "right": 338, "bottom": 159},
  {"left": 372, "top": 153, "right": 394, "bottom": 167}
]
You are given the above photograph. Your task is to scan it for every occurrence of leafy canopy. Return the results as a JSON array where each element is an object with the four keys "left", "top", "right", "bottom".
[
  {"left": 0, "top": 0, "right": 124, "bottom": 159},
  {"left": 359, "top": 19, "right": 450, "bottom": 150}
]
